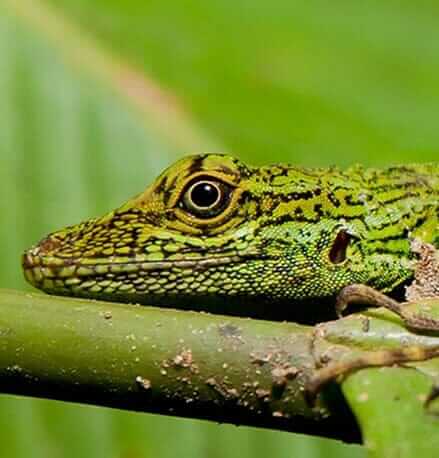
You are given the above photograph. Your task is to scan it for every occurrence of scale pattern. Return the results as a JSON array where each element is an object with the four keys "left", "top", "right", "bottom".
[{"left": 22, "top": 154, "right": 439, "bottom": 311}]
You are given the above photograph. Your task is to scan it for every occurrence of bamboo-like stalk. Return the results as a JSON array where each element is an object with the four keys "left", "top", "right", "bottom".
[{"left": 0, "top": 289, "right": 360, "bottom": 442}]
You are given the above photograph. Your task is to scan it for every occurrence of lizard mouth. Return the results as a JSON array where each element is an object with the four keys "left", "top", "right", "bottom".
[{"left": 22, "top": 245, "right": 258, "bottom": 294}]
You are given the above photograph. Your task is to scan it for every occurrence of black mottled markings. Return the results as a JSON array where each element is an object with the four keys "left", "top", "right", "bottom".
[
  {"left": 237, "top": 162, "right": 252, "bottom": 179},
  {"left": 263, "top": 212, "right": 320, "bottom": 227},
  {"left": 188, "top": 155, "right": 207, "bottom": 176},
  {"left": 162, "top": 173, "right": 180, "bottom": 205},
  {"left": 292, "top": 190, "right": 314, "bottom": 200},
  {"left": 166, "top": 211, "right": 178, "bottom": 222},
  {"left": 266, "top": 167, "right": 289, "bottom": 183},
  {"left": 378, "top": 191, "right": 419, "bottom": 206},
  {"left": 368, "top": 179, "right": 429, "bottom": 193},
  {"left": 254, "top": 189, "right": 433, "bottom": 232},
  {"left": 327, "top": 193, "right": 341, "bottom": 208},
  {"left": 365, "top": 245, "right": 409, "bottom": 256},
  {"left": 313, "top": 203, "right": 324, "bottom": 219},
  {"left": 344, "top": 194, "right": 365, "bottom": 206},
  {"left": 265, "top": 189, "right": 322, "bottom": 201},
  {"left": 368, "top": 215, "right": 427, "bottom": 243},
  {"left": 365, "top": 206, "right": 432, "bottom": 232},
  {"left": 166, "top": 173, "right": 179, "bottom": 194},
  {"left": 155, "top": 175, "right": 168, "bottom": 195},
  {"left": 385, "top": 165, "right": 415, "bottom": 174},
  {"left": 247, "top": 192, "right": 264, "bottom": 220},
  {"left": 275, "top": 167, "right": 289, "bottom": 177},
  {"left": 217, "top": 163, "right": 239, "bottom": 179}
]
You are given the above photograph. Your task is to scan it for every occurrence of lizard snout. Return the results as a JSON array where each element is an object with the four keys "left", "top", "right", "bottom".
[
  {"left": 22, "top": 234, "right": 64, "bottom": 268},
  {"left": 35, "top": 234, "right": 63, "bottom": 255},
  {"left": 22, "top": 233, "right": 79, "bottom": 292}
]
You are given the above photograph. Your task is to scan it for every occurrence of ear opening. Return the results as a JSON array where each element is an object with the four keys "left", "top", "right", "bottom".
[{"left": 329, "top": 230, "right": 351, "bottom": 264}]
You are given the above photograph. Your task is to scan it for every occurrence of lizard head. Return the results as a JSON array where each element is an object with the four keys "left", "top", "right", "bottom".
[
  {"left": 23, "top": 153, "right": 410, "bottom": 317},
  {"left": 22, "top": 154, "right": 265, "bottom": 311}
]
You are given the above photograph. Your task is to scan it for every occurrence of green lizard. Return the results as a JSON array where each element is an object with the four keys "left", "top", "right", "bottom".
[
  {"left": 22, "top": 154, "right": 439, "bottom": 396},
  {"left": 22, "top": 153, "right": 439, "bottom": 317}
]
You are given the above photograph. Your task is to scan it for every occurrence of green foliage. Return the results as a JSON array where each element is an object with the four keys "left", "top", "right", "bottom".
[
  {"left": 344, "top": 368, "right": 439, "bottom": 458},
  {"left": 1, "top": 0, "right": 439, "bottom": 456},
  {"left": 48, "top": 0, "right": 439, "bottom": 166}
]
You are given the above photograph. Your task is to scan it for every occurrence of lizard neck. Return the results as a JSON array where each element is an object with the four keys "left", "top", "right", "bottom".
[{"left": 249, "top": 162, "right": 438, "bottom": 224}]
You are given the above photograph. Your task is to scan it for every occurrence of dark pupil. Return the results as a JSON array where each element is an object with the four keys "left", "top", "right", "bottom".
[{"left": 191, "top": 182, "right": 219, "bottom": 208}]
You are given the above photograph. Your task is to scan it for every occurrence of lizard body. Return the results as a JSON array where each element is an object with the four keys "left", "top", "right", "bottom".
[{"left": 23, "top": 154, "right": 439, "bottom": 318}]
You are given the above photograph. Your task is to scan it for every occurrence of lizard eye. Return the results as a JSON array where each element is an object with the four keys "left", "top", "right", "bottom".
[{"left": 180, "top": 177, "right": 233, "bottom": 218}]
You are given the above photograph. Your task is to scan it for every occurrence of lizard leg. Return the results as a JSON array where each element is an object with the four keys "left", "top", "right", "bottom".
[
  {"left": 335, "top": 284, "right": 439, "bottom": 331},
  {"left": 305, "top": 344, "right": 439, "bottom": 405}
]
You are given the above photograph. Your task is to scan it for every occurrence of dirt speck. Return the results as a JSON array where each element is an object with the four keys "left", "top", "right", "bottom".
[
  {"left": 206, "top": 377, "right": 217, "bottom": 387},
  {"left": 250, "top": 351, "right": 273, "bottom": 366},
  {"left": 9, "top": 365, "right": 22, "bottom": 373},
  {"left": 135, "top": 376, "right": 152, "bottom": 391},
  {"left": 173, "top": 349, "right": 193, "bottom": 368},
  {"left": 206, "top": 377, "right": 239, "bottom": 400},
  {"left": 271, "top": 366, "right": 299, "bottom": 385},
  {"left": 255, "top": 388, "right": 270, "bottom": 400},
  {"left": 218, "top": 323, "right": 242, "bottom": 339}
]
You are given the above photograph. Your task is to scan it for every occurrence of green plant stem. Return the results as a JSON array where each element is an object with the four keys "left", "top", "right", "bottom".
[{"left": 0, "top": 289, "right": 360, "bottom": 442}]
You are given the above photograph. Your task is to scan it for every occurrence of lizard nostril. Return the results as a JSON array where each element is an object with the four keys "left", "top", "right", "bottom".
[
  {"left": 329, "top": 230, "right": 351, "bottom": 264},
  {"left": 37, "top": 235, "right": 63, "bottom": 254},
  {"left": 22, "top": 234, "right": 63, "bottom": 269}
]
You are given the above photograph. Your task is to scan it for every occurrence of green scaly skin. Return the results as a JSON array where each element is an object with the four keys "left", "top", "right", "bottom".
[{"left": 22, "top": 154, "right": 439, "bottom": 318}]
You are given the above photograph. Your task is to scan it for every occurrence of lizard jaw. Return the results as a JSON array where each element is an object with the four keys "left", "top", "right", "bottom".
[{"left": 22, "top": 245, "right": 258, "bottom": 299}]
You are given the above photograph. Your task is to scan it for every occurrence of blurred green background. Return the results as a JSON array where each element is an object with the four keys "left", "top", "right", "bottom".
[{"left": 1, "top": 0, "right": 438, "bottom": 456}]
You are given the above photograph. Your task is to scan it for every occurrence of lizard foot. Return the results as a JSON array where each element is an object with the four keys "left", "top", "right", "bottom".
[
  {"left": 305, "top": 344, "right": 439, "bottom": 406},
  {"left": 336, "top": 284, "right": 439, "bottom": 332}
]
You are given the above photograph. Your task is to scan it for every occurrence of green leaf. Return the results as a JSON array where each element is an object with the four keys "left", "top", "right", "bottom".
[
  {"left": 343, "top": 368, "right": 439, "bottom": 458},
  {"left": 46, "top": 0, "right": 439, "bottom": 165}
]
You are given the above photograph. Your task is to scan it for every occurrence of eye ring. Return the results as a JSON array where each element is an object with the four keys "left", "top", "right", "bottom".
[
  {"left": 180, "top": 177, "right": 233, "bottom": 219},
  {"left": 186, "top": 180, "right": 221, "bottom": 210}
]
